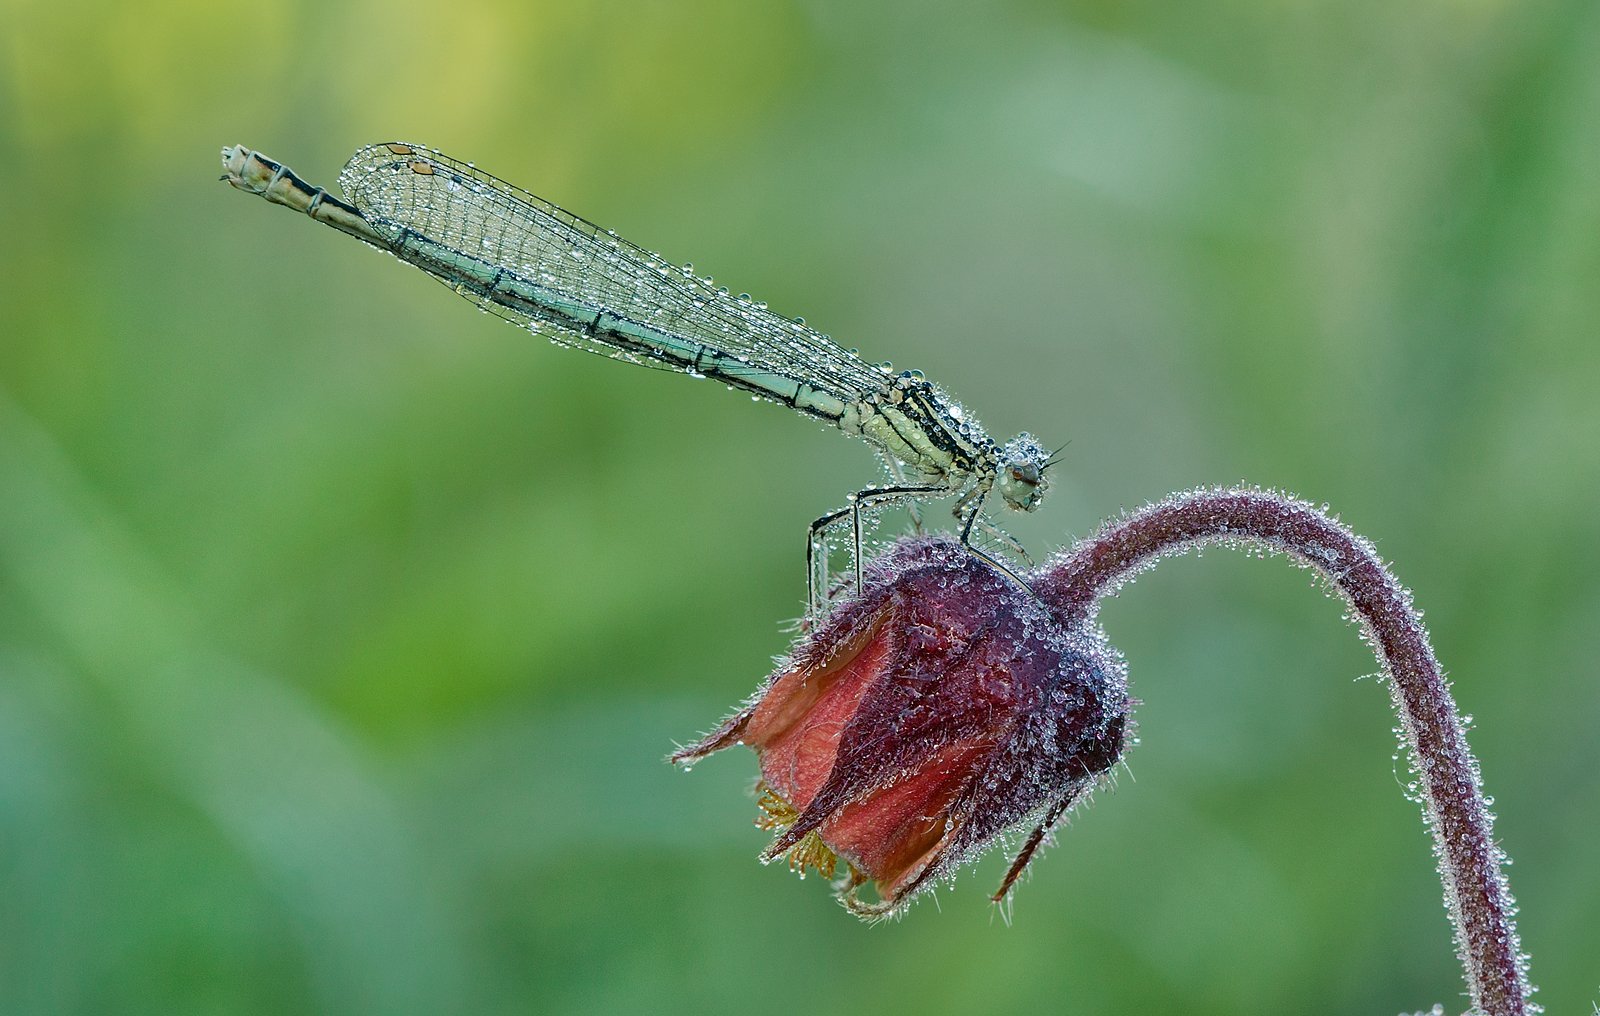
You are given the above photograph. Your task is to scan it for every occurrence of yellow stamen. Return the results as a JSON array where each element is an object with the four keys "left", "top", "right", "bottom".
[
  {"left": 753, "top": 782, "right": 797, "bottom": 830},
  {"left": 753, "top": 782, "right": 839, "bottom": 880}
]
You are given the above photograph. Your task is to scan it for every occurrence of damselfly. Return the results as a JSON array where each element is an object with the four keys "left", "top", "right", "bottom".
[{"left": 220, "top": 142, "right": 1057, "bottom": 612}]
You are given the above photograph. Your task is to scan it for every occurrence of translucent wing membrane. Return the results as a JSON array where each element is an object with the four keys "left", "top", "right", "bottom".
[{"left": 336, "top": 142, "right": 892, "bottom": 400}]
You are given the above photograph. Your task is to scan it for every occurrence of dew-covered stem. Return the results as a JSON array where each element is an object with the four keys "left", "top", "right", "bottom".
[{"left": 1033, "top": 488, "right": 1532, "bottom": 1016}]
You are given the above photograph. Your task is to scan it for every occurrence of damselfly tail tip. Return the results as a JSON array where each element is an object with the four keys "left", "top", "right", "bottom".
[
  {"left": 219, "top": 144, "right": 269, "bottom": 194},
  {"left": 219, "top": 145, "right": 246, "bottom": 184}
]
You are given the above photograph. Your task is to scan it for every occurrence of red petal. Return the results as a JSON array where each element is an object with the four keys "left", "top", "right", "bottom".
[
  {"left": 752, "top": 618, "right": 889, "bottom": 811},
  {"left": 820, "top": 739, "right": 990, "bottom": 898}
]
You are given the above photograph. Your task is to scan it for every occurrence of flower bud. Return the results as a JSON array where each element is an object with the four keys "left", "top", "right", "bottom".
[{"left": 673, "top": 535, "right": 1130, "bottom": 917}]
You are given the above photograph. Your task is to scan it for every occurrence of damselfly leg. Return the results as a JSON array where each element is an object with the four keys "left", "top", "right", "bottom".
[
  {"left": 807, "top": 485, "right": 947, "bottom": 616},
  {"left": 804, "top": 484, "right": 1034, "bottom": 617}
]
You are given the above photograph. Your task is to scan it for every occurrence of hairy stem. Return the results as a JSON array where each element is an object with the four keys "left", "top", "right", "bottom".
[{"left": 1033, "top": 488, "right": 1532, "bottom": 1016}]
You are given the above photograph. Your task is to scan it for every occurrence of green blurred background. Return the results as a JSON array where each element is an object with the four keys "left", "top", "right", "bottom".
[{"left": 2, "top": 0, "right": 1596, "bottom": 1012}]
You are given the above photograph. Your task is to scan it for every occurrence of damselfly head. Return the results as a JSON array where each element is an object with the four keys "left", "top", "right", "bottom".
[{"left": 996, "top": 433, "right": 1051, "bottom": 512}]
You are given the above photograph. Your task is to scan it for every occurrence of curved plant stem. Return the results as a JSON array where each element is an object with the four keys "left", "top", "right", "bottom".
[{"left": 1032, "top": 488, "right": 1533, "bottom": 1016}]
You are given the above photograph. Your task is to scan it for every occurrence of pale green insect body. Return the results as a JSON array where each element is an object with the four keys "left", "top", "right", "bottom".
[{"left": 220, "top": 142, "right": 1054, "bottom": 608}]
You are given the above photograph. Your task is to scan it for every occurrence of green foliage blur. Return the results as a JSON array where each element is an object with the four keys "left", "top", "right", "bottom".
[{"left": 2, "top": 0, "right": 1596, "bottom": 1012}]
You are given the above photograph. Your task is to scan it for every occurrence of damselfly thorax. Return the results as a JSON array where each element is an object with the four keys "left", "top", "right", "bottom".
[{"left": 220, "top": 142, "right": 1056, "bottom": 612}]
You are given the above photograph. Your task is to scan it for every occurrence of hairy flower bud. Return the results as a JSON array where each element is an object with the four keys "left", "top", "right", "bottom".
[{"left": 673, "top": 536, "right": 1130, "bottom": 917}]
